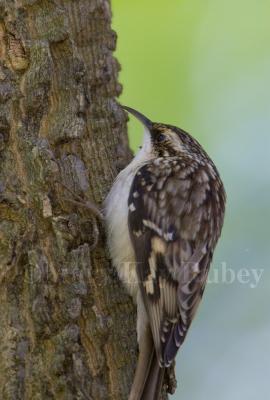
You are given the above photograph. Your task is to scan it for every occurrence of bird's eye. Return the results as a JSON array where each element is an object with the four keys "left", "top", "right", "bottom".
[{"left": 157, "top": 133, "right": 166, "bottom": 142}]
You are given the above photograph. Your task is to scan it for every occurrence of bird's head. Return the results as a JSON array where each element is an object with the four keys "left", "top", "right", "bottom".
[{"left": 123, "top": 105, "right": 207, "bottom": 162}]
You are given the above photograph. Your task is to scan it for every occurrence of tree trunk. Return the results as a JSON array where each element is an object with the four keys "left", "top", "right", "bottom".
[{"left": 0, "top": 1, "right": 137, "bottom": 399}]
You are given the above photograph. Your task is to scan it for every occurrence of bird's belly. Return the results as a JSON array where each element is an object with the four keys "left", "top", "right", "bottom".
[{"left": 104, "top": 168, "right": 138, "bottom": 299}]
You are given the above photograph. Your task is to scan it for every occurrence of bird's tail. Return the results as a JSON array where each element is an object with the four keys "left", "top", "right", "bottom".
[{"left": 129, "top": 326, "right": 165, "bottom": 400}]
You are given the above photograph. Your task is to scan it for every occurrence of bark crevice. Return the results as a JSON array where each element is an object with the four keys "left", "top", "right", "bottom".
[{"left": 0, "top": 1, "right": 135, "bottom": 399}]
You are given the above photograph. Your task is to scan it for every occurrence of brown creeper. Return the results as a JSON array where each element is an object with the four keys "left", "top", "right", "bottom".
[{"left": 105, "top": 106, "right": 226, "bottom": 400}]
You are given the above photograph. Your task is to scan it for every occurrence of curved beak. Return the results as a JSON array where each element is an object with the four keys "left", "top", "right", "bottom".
[{"left": 122, "top": 105, "right": 153, "bottom": 130}]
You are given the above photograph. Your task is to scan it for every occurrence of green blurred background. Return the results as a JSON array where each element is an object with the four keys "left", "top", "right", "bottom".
[{"left": 112, "top": 1, "right": 270, "bottom": 399}]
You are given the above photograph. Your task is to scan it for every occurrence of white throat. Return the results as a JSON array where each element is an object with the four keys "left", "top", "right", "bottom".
[{"left": 132, "top": 127, "right": 153, "bottom": 164}]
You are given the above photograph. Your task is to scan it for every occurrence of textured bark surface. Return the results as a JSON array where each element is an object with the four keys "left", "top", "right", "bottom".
[{"left": 0, "top": 1, "right": 138, "bottom": 399}]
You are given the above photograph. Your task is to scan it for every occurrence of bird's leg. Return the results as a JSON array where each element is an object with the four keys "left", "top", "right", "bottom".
[
  {"left": 56, "top": 180, "right": 104, "bottom": 221},
  {"left": 56, "top": 180, "right": 104, "bottom": 250}
]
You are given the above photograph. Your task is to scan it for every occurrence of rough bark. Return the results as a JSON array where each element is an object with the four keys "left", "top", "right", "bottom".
[{"left": 0, "top": 1, "right": 138, "bottom": 399}]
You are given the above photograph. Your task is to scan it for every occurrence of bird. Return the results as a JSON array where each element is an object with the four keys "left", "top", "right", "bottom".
[{"left": 104, "top": 106, "right": 226, "bottom": 400}]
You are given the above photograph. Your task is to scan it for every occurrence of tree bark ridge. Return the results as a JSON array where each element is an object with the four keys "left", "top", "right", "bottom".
[{"left": 0, "top": 1, "right": 136, "bottom": 399}]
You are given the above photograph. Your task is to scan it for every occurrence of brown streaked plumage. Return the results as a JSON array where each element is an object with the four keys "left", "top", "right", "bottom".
[{"left": 105, "top": 106, "right": 226, "bottom": 400}]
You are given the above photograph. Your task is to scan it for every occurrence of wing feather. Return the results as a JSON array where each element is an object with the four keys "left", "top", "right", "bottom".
[{"left": 128, "top": 156, "right": 225, "bottom": 367}]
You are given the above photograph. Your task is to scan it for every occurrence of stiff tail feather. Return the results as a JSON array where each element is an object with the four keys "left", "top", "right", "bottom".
[{"left": 129, "top": 326, "right": 165, "bottom": 400}]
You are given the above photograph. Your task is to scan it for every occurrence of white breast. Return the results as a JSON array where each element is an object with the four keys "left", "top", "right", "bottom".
[{"left": 104, "top": 128, "right": 153, "bottom": 299}]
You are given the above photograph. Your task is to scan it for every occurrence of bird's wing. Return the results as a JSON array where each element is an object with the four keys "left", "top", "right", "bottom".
[{"left": 128, "top": 156, "right": 225, "bottom": 367}]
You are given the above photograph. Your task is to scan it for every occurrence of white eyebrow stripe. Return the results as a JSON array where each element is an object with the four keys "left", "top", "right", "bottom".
[{"left": 166, "top": 131, "right": 187, "bottom": 152}]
